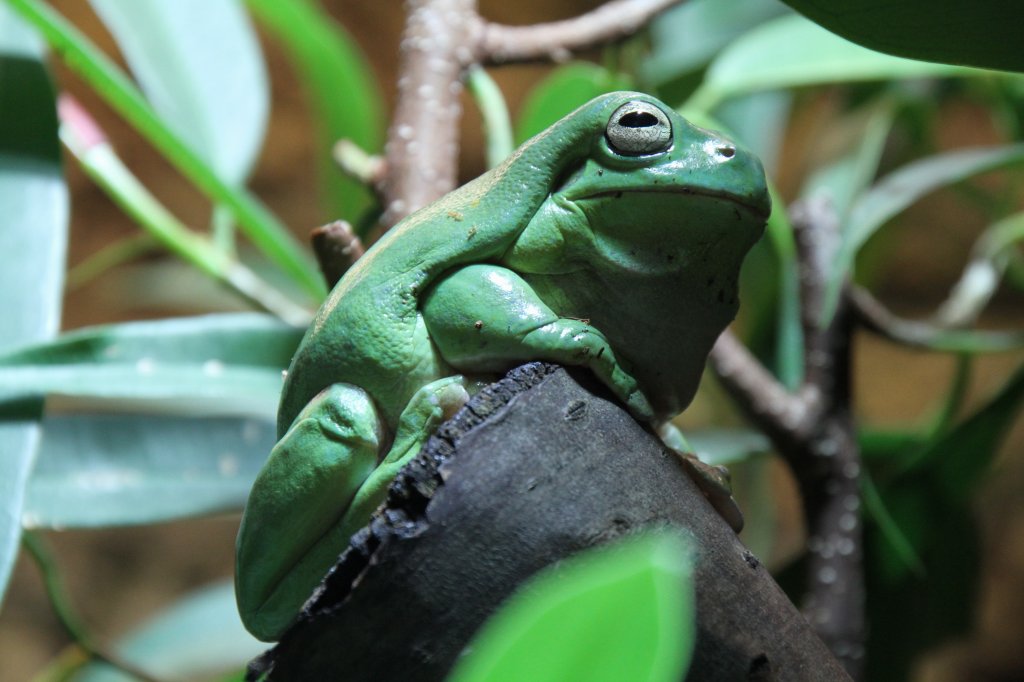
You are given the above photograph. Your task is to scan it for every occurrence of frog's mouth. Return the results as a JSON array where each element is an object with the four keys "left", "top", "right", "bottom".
[
  {"left": 568, "top": 189, "right": 767, "bottom": 278},
  {"left": 576, "top": 187, "right": 771, "bottom": 221}
]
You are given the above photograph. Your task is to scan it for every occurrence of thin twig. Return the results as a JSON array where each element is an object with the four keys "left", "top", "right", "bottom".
[
  {"left": 851, "top": 286, "right": 1024, "bottom": 352},
  {"left": 710, "top": 330, "right": 812, "bottom": 446},
  {"left": 311, "top": 219, "right": 366, "bottom": 289},
  {"left": 332, "top": 139, "right": 387, "bottom": 191}
]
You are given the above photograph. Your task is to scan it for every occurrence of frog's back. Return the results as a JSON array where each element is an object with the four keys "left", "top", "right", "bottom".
[{"left": 277, "top": 171, "right": 522, "bottom": 434}]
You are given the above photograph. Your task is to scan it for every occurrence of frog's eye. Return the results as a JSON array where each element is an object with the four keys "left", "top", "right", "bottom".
[{"left": 606, "top": 101, "right": 672, "bottom": 156}]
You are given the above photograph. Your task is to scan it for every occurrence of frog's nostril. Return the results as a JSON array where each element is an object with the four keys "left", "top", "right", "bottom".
[
  {"left": 619, "top": 111, "right": 660, "bottom": 128},
  {"left": 717, "top": 145, "right": 736, "bottom": 159}
]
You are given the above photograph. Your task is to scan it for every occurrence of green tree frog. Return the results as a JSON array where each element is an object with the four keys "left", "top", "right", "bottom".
[{"left": 236, "top": 92, "right": 770, "bottom": 641}]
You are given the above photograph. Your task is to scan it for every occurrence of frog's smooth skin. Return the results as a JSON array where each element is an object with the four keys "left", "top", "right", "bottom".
[{"left": 235, "top": 91, "right": 770, "bottom": 640}]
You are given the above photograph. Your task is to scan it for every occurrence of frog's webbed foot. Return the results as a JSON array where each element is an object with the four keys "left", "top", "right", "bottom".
[
  {"left": 659, "top": 422, "right": 745, "bottom": 533},
  {"left": 422, "top": 263, "right": 654, "bottom": 421}
]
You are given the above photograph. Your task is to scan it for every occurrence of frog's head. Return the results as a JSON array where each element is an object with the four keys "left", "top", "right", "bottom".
[{"left": 548, "top": 92, "right": 771, "bottom": 277}]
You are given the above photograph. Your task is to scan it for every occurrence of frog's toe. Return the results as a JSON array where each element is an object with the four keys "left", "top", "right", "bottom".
[
  {"left": 626, "top": 390, "right": 655, "bottom": 421},
  {"left": 434, "top": 378, "right": 470, "bottom": 420}
]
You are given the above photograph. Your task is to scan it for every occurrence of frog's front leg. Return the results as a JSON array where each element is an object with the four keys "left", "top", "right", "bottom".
[{"left": 422, "top": 263, "right": 653, "bottom": 420}]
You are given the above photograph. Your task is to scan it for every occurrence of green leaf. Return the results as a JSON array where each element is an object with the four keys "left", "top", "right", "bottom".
[
  {"left": 644, "top": 0, "right": 790, "bottom": 86},
  {"left": 0, "top": 3, "right": 67, "bottom": 609},
  {"left": 715, "top": 91, "right": 791, "bottom": 176},
  {"left": 58, "top": 101, "right": 312, "bottom": 326},
  {"left": 763, "top": 187, "right": 803, "bottom": 388},
  {"left": 246, "top": 0, "right": 384, "bottom": 226},
  {"left": 689, "top": 14, "right": 983, "bottom": 113},
  {"left": 515, "top": 62, "right": 632, "bottom": 144},
  {"left": 801, "top": 97, "right": 897, "bottom": 222},
  {"left": 862, "top": 472, "right": 925, "bottom": 583},
  {"left": 0, "top": 314, "right": 302, "bottom": 416},
  {"left": 781, "top": 0, "right": 1024, "bottom": 73},
  {"left": 90, "top": 0, "right": 269, "bottom": 185},
  {"left": 24, "top": 414, "right": 274, "bottom": 529},
  {"left": 936, "top": 212, "right": 1024, "bottom": 327},
  {"left": 466, "top": 66, "right": 514, "bottom": 169},
  {"left": 860, "top": 428, "right": 926, "bottom": 463},
  {"left": 825, "top": 144, "right": 1024, "bottom": 320},
  {"left": 5, "top": 0, "right": 323, "bottom": 299},
  {"left": 922, "top": 364, "right": 1024, "bottom": 503},
  {"left": 446, "top": 531, "right": 694, "bottom": 682},
  {"left": 74, "top": 581, "right": 266, "bottom": 681},
  {"left": 863, "top": 487, "right": 980, "bottom": 682}
]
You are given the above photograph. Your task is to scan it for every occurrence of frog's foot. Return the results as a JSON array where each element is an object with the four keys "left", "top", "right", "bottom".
[
  {"left": 236, "top": 383, "right": 383, "bottom": 641},
  {"left": 659, "top": 422, "right": 744, "bottom": 533},
  {"left": 335, "top": 376, "right": 469, "bottom": 528}
]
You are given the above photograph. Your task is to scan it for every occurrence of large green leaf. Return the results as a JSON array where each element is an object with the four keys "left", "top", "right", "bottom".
[
  {"left": 0, "top": 3, "right": 67, "bottom": 609},
  {"left": 688, "top": 14, "right": 982, "bottom": 113},
  {"left": 24, "top": 414, "right": 274, "bottom": 529},
  {"left": 446, "top": 531, "right": 694, "bottom": 682},
  {"left": 90, "top": 0, "right": 269, "bottom": 185},
  {"left": 782, "top": 1, "right": 1024, "bottom": 73},
  {"left": 824, "top": 144, "right": 1024, "bottom": 320},
  {"left": 0, "top": 313, "right": 302, "bottom": 416},
  {"left": 75, "top": 581, "right": 265, "bottom": 681},
  {"left": 246, "top": 0, "right": 384, "bottom": 227}
]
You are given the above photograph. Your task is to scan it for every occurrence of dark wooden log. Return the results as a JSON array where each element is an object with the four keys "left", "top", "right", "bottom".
[{"left": 251, "top": 363, "right": 849, "bottom": 681}]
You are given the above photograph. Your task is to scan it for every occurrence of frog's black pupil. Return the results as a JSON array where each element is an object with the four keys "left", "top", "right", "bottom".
[{"left": 619, "top": 111, "right": 659, "bottom": 128}]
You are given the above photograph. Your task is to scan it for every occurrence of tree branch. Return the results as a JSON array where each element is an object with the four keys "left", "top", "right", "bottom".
[
  {"left": 710, "top": 330, "right": 814, "bottom": 446},
  {"left": 381, "top": 0, "right": 476, "bottom": 226},
  {"left": 712, "top": 197, "right": 865, "bottom": 678},
  {"left": 254, "top": 365, "right": 850, "bottom": 682},
  {"left": 475, "top": 0, "right": 682, "bottom": 65}
]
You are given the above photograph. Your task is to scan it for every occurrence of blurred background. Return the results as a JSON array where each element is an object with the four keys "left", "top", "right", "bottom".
[{"left": 1, "top": 1, "right": 1022, "bottom": 680}]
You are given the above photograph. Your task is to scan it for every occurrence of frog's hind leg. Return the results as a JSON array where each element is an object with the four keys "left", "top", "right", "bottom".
[
  {"left": 235, "top": 377, "right": 468, "bottom": 641},
  {"left": 236, "top": 383, "right": 384, "bottom": 641}
]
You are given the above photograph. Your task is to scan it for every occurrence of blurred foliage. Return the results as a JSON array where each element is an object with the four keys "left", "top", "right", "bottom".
[{"left": 0, "top": 0, "right": 1023, "bottom": 679}]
